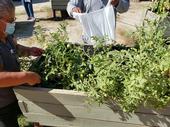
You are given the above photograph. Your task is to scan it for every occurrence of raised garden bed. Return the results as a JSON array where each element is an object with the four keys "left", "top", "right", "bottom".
[
  {"left": 14, "top": 86, "right": 170, "bottom": 127},
  {"left": 14, "top": 3, "right": 170, "bottom": 126}
]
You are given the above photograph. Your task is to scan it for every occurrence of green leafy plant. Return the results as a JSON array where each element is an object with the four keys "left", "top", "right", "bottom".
[
  {"left": 29, "top": 23, "right": 92, "bottom": 89},
  {"left": 82, "top": 18, "right": 170, "bottom": 112},
  {"left": 151, "top": 0, "right": 170, "bottom": 15},
  {"left": 21, "top": 18, "right": 170, "bottom": 112}
]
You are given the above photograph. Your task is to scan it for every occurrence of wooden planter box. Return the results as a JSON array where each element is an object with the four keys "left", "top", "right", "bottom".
[
  {"left": 144, "top": 10, "right": 170, "bottom": 41},
  {"left": 51, "top": 0, "right": 69, "bottom": 18},
  {"left": 14, "top": 86, "right": 170, "bottom": 127}
]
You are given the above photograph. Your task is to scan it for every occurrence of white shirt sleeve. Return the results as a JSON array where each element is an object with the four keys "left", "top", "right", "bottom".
[{"left": 67, "top": 0, "right": 84, "bottom": 17}]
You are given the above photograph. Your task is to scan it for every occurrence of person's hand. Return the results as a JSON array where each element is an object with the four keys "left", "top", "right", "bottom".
[
  {"left": 25, "top": 71, "right": 41, "bottom": 86},
  {"left": 72, "top": 7, "right": 81, "bottom": 13},
  {"left": 111, "top": 0, "right": 119, "bottom": 6},
  {"left": 29, "top": 47, "right": 44, "bottom": 56}
]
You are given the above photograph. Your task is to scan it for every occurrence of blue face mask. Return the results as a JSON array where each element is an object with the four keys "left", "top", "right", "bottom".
[{"left": 5, "top": 23, "right": 15, "bottom": 35}]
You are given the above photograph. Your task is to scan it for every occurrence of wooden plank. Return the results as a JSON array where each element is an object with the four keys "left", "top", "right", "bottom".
[
  {"left": 52, "top": 1, "right": 68, "bottom": 5},
  {"left": 164, "top": 17, "right": 170, "bottom": 38},
  {"left": 24, "top": 113, "right": 150, "bottom": 127},
  {"left": 52, "top": 6, "right": 67, "bottom": 10},
  {"left": 52, "top": 3, "right": 68, "bottom": 6},
  {"left": 144, "top": 9, "right": 159, "bottom": 20},
  {"left": 18, "top": 100, "right": 170, "bottom": 127},
  {"left": 51, "top": 0, "right": 69, "bottom": 10},
  {"left": 14, "top": 86, "right": 170, "bottom": 116},
  {"left": 14, "top": 86, "right": 88, "bottom": 106},
  {"left": 18, "top": 101, "right": 28, "bottom": 113},
  {"left": 51, "top": 0, "right": 69, "bottom": 2}
]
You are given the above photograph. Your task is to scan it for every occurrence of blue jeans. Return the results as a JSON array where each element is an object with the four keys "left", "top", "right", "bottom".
[{"left": 22, "top": 0, "right": 34, "bottom": 18}]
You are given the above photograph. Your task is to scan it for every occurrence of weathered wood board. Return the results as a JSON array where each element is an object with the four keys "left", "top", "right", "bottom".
[
  {"left": 51, "top": 0, "right": 69, "bottom": 18},
  {"left": 14, "top": 86, "right": 170, "bottom": 127},
  {"left": 51, "top": 0, "right": 69, "bottom": 10}
]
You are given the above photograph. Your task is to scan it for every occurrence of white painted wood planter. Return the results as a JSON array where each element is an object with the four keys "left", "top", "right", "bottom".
[
  {"left": 14, "top": 86, "right": 170, "bottom": 127},
  {"left": 144, "top": 10, "right": 170, "bottom": 41}
]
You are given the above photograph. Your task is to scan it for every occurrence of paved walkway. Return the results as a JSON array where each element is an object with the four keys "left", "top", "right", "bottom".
[{"left": 14, "top": 1, "right": 151, "bottom": 47}]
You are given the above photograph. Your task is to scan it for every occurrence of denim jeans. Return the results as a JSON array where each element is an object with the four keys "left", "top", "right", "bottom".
[{"left": 22, "top": 0, "right": 34, "bottom": 18}]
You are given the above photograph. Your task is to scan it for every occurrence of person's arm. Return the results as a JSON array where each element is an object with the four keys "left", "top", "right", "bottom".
[
  {"left": 0, "top": 71, "right": 41, "bottom": 88},
  {"left": 67, "top": 0, "right": 83, "bottom": 17},
  {"left": 111, "top": 0, "right": 130, "bottom": 13},
  {"left": 0, "top": 55, "right": 40, "bottom": 87},
  {"left": 16, "top": 44, "right": 43, "bottom": 57},
  {"left": 0, "top": 47, "right": 42, "bottom": 87},
  {"left": 12, "top": 37, "right": 43, "bottom": 57}
]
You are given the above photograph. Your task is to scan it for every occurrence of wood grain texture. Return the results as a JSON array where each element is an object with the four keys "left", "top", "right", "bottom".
[
  {"left": 14, "top": 86, "right": 170, "bottom": 127},
  {"left": 51, "top": 0, "right": 69, "bottom": 10}
]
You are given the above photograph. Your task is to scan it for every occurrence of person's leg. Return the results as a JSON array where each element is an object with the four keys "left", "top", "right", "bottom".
[
  {"left": 0, "top": 114, "right": 19, "bottom": 127},
  {"left": 0, "top": 102, "right": 21, "bottom": 127},
  {"left": 22, "top": 0, "right": 31, "bottom": 18},
  {"left": 27, "top": 0, "right": 34, "bottom": 18}
]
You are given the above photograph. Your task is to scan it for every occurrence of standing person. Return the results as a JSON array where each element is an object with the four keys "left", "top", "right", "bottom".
[
  {"left": 67, "top": 0, "right": 130, "bottom": 16},
  {"left": 0, "top": 0, "right": 43, "bottom": 126},
  {"left": 67, "top": 0, "right": 129, "bottom": 45},
  {"left": 22, "top": 0, "right": 35, "bottom": 21}
]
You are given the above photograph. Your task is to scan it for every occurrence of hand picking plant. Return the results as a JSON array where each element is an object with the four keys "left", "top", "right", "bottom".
[{"left": 29, "top": 23, "right": 92, "bottom": 89}]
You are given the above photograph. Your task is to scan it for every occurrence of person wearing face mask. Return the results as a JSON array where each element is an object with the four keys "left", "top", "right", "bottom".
[{"left": 0, "top": 0, "right": 43, "bottom": 126}]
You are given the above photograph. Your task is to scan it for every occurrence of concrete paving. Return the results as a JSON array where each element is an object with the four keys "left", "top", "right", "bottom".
[{"left": 14, "top": 1, "right": 151, "bottom": 47}]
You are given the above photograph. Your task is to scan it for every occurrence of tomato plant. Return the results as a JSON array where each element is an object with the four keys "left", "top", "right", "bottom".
[{"left": 21, "top": 17, "right": 170, "bottom": 112}]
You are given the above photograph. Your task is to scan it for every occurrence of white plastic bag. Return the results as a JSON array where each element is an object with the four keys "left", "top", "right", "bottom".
[{"left": 73, "top": 2, "right": 116, "bottom": 45}]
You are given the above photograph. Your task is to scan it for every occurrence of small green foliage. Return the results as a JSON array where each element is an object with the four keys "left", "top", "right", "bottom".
[
  {"left": 21, "top": 18, "right": 170, "bottom": 112},
  {"left": 151, "top": 0, "right": 170, "bottom": 15},
  {"left": 30, "top": 22, "right": 92, "bottom": 89},
  {"left": 18, "top": 115, "right": 33, "bottom": 127}
]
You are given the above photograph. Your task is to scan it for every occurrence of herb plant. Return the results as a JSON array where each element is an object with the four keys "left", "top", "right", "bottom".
[
  {"left": 82, "top": 18, "right": 170, "bottom": 112},
  {"left": 21, "top": 17, "right": 170, "bottom": 112},
  {"left": 151, "top": 0, "right": 170, "bottom": 15}
]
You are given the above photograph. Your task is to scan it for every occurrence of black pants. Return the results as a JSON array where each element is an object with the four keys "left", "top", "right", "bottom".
[{"left": 0, "top": 102, "right": 21, "bottom": 127}]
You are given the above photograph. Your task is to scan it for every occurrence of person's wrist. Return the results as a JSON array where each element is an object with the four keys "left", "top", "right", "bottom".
[
  {"left": 23, "top": 71, "right": 33, "bottom": 84},
  {"left": 19, "top": 71, "right": 28, "bottom": 84}
]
